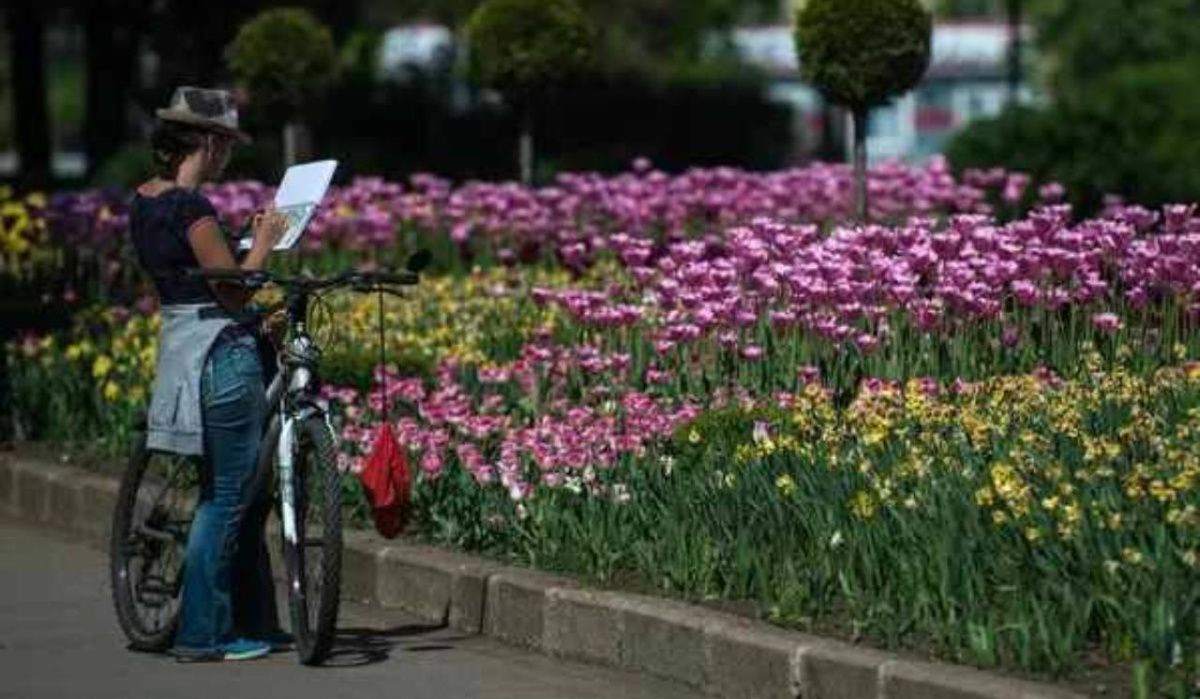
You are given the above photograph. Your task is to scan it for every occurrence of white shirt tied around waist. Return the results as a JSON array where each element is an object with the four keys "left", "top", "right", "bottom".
[{"left": 146, "top": 304, "right": 236, "bottom": 456}]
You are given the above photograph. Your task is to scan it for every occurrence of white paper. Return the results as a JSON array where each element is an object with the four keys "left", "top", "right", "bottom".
[
  {"left": 239, "top": 159, "right": 338, "bottom": 251},
  {"left": 275, "top": 160, "right": 338, "bottom": 209}
]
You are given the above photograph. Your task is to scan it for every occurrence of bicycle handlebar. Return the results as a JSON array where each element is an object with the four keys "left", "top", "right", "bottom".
[{"left": 185, "top": 267, "right": 420, "bottom": 290}]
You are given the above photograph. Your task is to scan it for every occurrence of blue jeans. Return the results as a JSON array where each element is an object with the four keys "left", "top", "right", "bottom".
[{"left": 173, "top": 332, "right": 279, "bottom": 652}]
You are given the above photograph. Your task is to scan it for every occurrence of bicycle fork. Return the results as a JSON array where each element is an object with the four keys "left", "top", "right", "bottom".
[{"left": 277, "top": 416, "right": 300, "bottom": 550}]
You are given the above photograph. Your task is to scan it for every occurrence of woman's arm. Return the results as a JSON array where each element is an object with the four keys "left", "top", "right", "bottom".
[{"left": 187, "top": 211, "right": 286, "bottom": 312}]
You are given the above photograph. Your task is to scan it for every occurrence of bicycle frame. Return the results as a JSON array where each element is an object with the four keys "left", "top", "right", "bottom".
[{"left": 258, "top": 286, "right": 337, "bottom": 552}]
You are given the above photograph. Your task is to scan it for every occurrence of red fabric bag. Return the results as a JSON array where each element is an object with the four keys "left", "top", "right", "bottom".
[{"left": 358, "top": 422, "right": 412, "bottom": 538}]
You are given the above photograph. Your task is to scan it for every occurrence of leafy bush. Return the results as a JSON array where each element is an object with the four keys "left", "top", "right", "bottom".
[
  {"left": 948, "top": 59, "right": 1200, "bottom": 212},
  {"left": 794, "top": 0, "right": 932, "bottom": 111},
  {"left": 464, "top": 0, "right": 593, "bottom": 99},
  {"left": 227, "top": 7, "right": 338, "bottom": 123}
]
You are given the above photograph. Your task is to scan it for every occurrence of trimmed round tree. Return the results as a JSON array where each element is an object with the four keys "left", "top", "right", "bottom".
[
  {"left": 464, "top": 0, "right": 593, "bottom": 184},
  {"left": 227, "top": 8, "right": 338, "bottom": 166},
  {"left": 796, "top": 0, "right": 932, "bottom": 220}
]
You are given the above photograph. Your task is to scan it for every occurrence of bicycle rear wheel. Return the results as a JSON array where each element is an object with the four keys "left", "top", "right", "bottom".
[
  {"left": 110, "top": 432, "right": 200, "bottom": 651},
  {"left": 280, "top": 416, "right": 342, "bottom": 665}
]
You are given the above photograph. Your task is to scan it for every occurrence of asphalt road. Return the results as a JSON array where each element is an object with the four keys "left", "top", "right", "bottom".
[{"left": 0, "top": 515, "right": 702, "bottom": 699}]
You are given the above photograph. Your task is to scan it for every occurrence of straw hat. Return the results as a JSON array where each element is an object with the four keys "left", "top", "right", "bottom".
[{"left": 155, "top": 86, "right": 252, "bottom": 144}]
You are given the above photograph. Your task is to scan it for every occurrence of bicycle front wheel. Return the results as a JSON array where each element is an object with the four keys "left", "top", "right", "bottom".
[{"left": 281, "top": 416, "right": 343, "bottom": 665}]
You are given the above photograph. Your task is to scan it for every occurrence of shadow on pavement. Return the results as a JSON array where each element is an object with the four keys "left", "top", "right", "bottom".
[{"left": 323, "top": 622, "right": 459, "bottom": 667}]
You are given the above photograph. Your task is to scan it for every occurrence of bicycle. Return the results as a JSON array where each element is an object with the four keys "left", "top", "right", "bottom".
[{"left": 109, "top": 252, "right": 428, "bottom": 665}]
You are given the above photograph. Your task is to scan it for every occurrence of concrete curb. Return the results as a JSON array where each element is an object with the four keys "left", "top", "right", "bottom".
[{"left": 0, "top": 451, "right": 1086, "bottom": 699}]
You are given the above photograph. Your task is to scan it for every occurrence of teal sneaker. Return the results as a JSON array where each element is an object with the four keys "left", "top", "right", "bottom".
[
  {"left": 173, "top": 638, "right": 271, "bottom": 663},
  {"left": 220, "top": 638, "right": 271, "bottom": 661}
]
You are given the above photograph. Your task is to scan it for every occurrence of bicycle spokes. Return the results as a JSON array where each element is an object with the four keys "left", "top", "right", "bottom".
[{"left": 115, "top": 452, "right": 200, "bottom": 643}]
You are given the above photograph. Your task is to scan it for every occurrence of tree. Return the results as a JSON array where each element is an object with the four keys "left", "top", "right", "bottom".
[
  {"left": 384, "top": 0, "right": 776, "bottom": 75},
  {"left": 795, "top": 0, "right": 932, "bottom": 220},
  {"left": 1027, "top": 0, "right": 1200, "bottom": 95},
  {"left": 5, "top": 0, "right": 51, "bottom": 190},
  {"left": 464, "top": 0, "right": 593, "bottom": 184},
  {"left": 227, "top": 8, "right": 339, "bottom": 166},
  {"left": 81, "top": 0, "right": 152, "bottom": 180},
  {"left": 948, "top": 0, "right": 1200, "bottom": 212}
]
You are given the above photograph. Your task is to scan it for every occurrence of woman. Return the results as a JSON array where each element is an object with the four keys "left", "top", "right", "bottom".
[{"left": 129, "top": 86, "right": 289, "bottom": 662}]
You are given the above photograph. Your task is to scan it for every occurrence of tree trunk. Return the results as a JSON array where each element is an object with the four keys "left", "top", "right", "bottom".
[
  {"left": 816, "top": 104, "right": 847, "bottom": 163},
  {"left": 519, "top": 104, "right": 534, "bottom": 186},
  {"left": 852, "top": 108, "right": 868, "bottom": 222},
  {"left": 83, "top": 0, "right": 145, "bottom": 180},
  {"left": 7, "top": 1, "right": 52, "bottom": 191},
  {"left": 1006, "top": 0, "right": 1023, "bottom": 105},
  {"left": 283, "top": 121, "right": 311, "bottom": 166}
]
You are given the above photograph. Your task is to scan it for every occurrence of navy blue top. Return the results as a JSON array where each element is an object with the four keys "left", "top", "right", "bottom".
[{"left": 128, "top": 187, "right": 224, "bottom": 305}]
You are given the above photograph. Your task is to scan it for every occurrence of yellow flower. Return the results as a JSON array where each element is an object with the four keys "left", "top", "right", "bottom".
[
  {"left": 1166, "top": 505, "right": 1198, "bottom": 528},
  {"left": 989, "top": 462, "right": 1029, "bottom": 509},
  {"left": 775, "top": 474, "right": 797, "bottom": 497},
  {"left": 92, "top": 355, "right": 113, "bottom": 379},
  {"left": 1148, "top": 479, "right": 1175, "bottom": 503},
  {"left": 849, "top": 490, "right": 877, "bottom": 520},
  {"left": 103, "top": 381, "right": 121, "bottom": 401},
  {"left": 139, "top": 345, "right": 157, "bottom": 372},
  {"left": 688, "top": 429, "right": 701, "bottom": 444},
  {"left": 1120, "top": 547, "right": 1144, "bottom": 566}
]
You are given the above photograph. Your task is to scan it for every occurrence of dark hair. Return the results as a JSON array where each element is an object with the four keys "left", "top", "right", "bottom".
[{"left": 150, "top": 120, "right": 211, "bottom": 179}]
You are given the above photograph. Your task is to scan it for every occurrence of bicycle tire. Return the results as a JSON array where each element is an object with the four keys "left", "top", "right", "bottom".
[
  {"left": 110, "top": 432, "right": 198, "bottom": 651},
  {"left": 281, "top": 415, "right": 342, "bottom": 665}
]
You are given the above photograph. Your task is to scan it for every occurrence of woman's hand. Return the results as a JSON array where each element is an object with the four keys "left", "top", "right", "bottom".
[
  {"left": 189, "top": 207, "right": 284, "bottom": 313},
  {"left": 261, "top": 307, "right": 288, "bottom": 347},
  {"left": 251, "top": 209, "right": 289, "bottom": 252}
]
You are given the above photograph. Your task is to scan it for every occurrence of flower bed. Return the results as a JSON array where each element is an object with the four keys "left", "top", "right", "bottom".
[{"left": 8, "top": 161, "right": 1200, "bottom": 693}]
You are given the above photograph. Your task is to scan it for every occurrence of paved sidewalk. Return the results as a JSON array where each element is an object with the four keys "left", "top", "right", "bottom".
[{"left": 0, "top": 515, "right": 702, "bottom": 699}]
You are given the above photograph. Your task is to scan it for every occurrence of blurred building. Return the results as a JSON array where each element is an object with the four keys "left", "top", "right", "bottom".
[
  {"left": 732, "top": 21, "right": 1034, "bottom": 163},
  {"left": 379, "top": 23, "right": 455, "bottom": 77}
]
